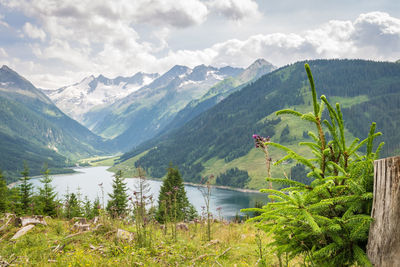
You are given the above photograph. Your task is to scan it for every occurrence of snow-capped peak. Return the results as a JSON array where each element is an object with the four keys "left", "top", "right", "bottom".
[{"left": 44, "top": 72, "right": 159, "bottom": 123}]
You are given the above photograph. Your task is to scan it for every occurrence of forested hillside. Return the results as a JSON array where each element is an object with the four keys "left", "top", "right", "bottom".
[
  {"left": 117, "top": 59, "right": 400, "bottom": 187},
  {"left": 0, "top": 66, "right": 109, "bottom": 181}
]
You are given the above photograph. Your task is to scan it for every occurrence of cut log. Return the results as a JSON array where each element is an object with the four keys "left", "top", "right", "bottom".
[
  {"left": 11, "top": 224, "right": 35, "bottom": 240},
  {"left": 367, "top": 156, "right": 400, "bottom": 267},
  {"left": 17, "top": 215, "right": 47, "bottom": 227}
]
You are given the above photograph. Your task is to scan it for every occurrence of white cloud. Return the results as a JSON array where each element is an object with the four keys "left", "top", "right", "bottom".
[
  {"left": 23, "top": 22, "right": 46, "bottom": 41},
  {"left": 206, "top": 0, "right": 260, "bottom": 20},
  {"left": 165, "top": 12, "right": 400, "bottom": 68},
  {"left": 0, "top": 2, "right": 399, "bottom": 90},
  {"left": 353, "top": 12, "right": 400, "bottom": 56},
  {"left": 132, "top": 0, "right": 208, "bottom": 27}
]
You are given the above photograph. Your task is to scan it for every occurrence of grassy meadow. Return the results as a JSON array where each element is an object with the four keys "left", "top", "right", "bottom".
[{"left": 0, "top": 216, "right": 299, "bottom": 266}]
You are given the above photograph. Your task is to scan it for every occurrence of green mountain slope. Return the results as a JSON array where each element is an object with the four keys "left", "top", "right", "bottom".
[
  {"left": 116, "top": 59, "right": 400, "bottom": 189},
  {"left": 0, "top": 65, "right": 109, "bottom": 181},
  {"left": 85, "top": 65, "right": 243, "bottom": 151}
]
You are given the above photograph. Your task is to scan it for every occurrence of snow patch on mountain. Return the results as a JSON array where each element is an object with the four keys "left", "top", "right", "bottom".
[{"left": 44, "top": 72, "right": 159, "bottom": 123}]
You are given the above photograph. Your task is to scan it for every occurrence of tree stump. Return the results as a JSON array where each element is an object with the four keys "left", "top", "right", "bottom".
[
  {"left": 367, "top": 156, "right": 400, "bottom": 266},
  {"left": 17, "top": 215, "right": 47, "bottom": 227}
]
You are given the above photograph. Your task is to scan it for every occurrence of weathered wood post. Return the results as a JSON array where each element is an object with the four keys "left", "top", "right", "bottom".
[{"left": 367, "top": 156, "right": 400, "bottom": 266}]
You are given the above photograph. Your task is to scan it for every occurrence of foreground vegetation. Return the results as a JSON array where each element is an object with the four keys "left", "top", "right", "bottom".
[
  {"left": 0, "top": 216, "right": 295, "bottom": 266},
  {"left": 246, "top": 64, "right": 380, "bottom": 266}
]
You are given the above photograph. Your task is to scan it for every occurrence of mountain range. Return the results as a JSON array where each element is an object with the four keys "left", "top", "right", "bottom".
[
  {"left": 0, "top": 59, "right": 274, "bottom": 181},
  {"left": 43, "top": 72, "right": 159, "bottom": 124},
  {"left": 44, "top": 59, "right": 274, "bottom": 151},
  {"left": 115, "top": 59, "right": 400, "bottom": 189}
]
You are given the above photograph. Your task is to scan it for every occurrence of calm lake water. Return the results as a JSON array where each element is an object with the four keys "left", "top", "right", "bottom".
[{"left": 31, "top": 166, "right": 267, "bottom": 219}]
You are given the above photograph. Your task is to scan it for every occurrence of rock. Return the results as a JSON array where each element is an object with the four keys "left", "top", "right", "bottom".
[
  {"left": 116, "top": 229, "right": 134, "bottom": 241},
  {"left": 11, "top": 224, "right": 35, "bottom": 240},
  {"left": 73, "top": 223, "right": 90, "bottom": 232}
]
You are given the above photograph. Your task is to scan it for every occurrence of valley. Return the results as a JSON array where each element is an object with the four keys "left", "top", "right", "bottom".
[{"left": 1, "top": 59, "right": 399, "bottom": 190}]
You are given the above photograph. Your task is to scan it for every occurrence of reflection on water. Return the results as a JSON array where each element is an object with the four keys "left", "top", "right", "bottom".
[{"left": 31, "top": 166, "right": 268, "bottom": 219}]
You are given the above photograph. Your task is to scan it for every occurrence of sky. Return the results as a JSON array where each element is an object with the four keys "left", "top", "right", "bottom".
[{"left": 0, "top": 0, "right": 399, "bottom": 89}]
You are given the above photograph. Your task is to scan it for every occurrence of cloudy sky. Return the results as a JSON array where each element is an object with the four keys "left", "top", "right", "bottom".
[{"left": 0, "top": 0, "right": 399, "bottom": 89}]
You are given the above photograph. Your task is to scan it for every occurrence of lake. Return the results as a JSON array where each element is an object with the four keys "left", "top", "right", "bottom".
[{"left": 32, "top": 166, "right": 267, "bottom": 219}]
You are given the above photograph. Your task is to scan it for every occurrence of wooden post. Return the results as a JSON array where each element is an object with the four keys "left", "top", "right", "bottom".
[{"left": 367, "top": 156, "right": 400, "bottom": 266}]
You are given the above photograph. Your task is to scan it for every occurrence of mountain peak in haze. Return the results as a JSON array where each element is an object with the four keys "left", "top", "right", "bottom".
[
  {"left": 1, "top": 65, "right": 12, "bottom": 71},
  {"left": 238, "top": 58, "right": 276, "bottom": 82},
  {"left": 0, "top": 64, "right": 45, "bottom": 98},
  {"left": 0, "top": 65, "right": 20, "bottom": 77},
  {"left": 166, "top": 65, "right": 191, "bottom": 77}
]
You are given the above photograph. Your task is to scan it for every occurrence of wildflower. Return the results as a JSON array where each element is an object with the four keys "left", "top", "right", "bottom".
[{"left": 252, "top": 134, "right": 270, "bottom": 149}]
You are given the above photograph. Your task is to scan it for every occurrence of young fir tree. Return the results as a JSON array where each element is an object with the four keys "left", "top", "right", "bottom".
[
  {"left": 83, "top": 196, "right": 92, "bottom": 219},
  {"left": 92, "top": 197, "right": 101, "bottom": 218},
  {"left": 0, "top": 170, "right": 8, "bottom": 213},
  {"left": 7, "top": 187, "right": 21, "bottom": 215},
  {"left": 64, "top": 192, "right": 82, "bottom": 219},
  {"left": 107, "top": 170, "right": 128, "bottom": 218},
  {"left": 37, "top": 166, "right": 58, "bottom": 216},
  {"left": 245, "top": 64, "right": 383, "bottom": 266},
  {"left": 156, "top": 165, "right": 196, "bottom": 223},
  {"left": 19, "top": 162, "right": 33, "bottom": 214}
]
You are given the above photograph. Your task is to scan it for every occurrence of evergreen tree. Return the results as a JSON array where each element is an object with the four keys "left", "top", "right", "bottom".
[
  {"left": 83, "top": 196, "right": 92, "bottom": 219},
  {"left": 92, "top": 197, "right": 101, "bottom": 218},
  {"left": 37, "top": 166, "right": 58, "bottom": 216},
  {"left": 0, "top": 170, "right": 8, "bottom": 213},
  {"left": 107, "top": 170, "right": 128, "bottom": 218},
  {"left": 246, "top": 64, "right": 382, "bottom": 266},
  {"left": 19, "top": 162, "right": 33, "bottom": 214},
  {"left": 156, "top": 165, "right": 195, "bottom": 223},
  {"left": 7, "top": 187, "right": 21, "bottom": 215},
  {"left": 64, "top": 192, "right": 81, "bottom": 219}
]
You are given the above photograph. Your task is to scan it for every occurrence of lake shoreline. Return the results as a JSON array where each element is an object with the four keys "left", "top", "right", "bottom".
[
  {"left": 123, "top": 175, "right": 262, "bottom": 194},
  {"left": 183, "top": 181, "right": 262, "bottom": 194}
]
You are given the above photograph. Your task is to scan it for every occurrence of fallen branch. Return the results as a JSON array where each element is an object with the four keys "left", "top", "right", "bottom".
[
  {"left": 11, "top": 225, "right": 35, "bottom": 240},
  {"left": 215, "top": 247, "right": 231, "bottom": 259}
]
